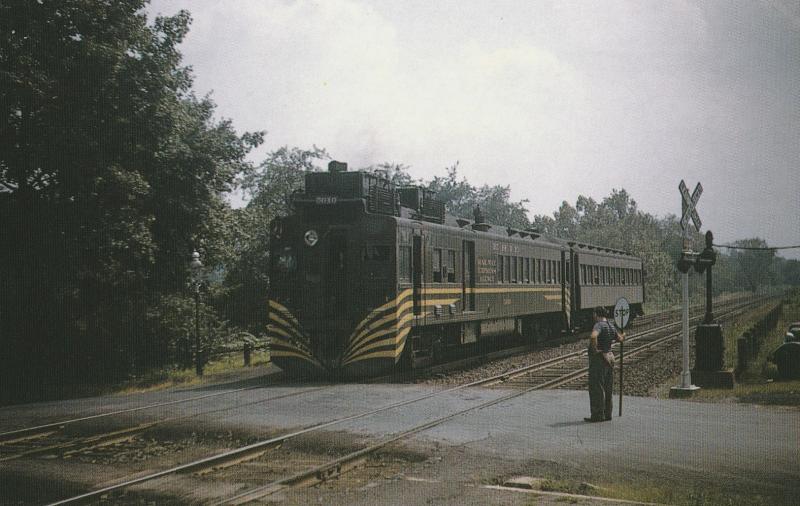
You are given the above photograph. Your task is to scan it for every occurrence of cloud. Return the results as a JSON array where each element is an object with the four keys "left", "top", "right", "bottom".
[{"left": 148, "top": 0, "right": 800, "bottom": 256}]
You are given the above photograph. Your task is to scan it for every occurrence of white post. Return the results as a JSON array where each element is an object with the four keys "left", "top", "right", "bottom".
[
  {"left": 681, "top": 268, "right": 692, "bottom": 388},
  {"left": 672, "top": 180, "right": 701, "bottom": 397}
]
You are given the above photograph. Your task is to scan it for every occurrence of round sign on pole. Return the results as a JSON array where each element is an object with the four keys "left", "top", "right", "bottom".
[{"left": 614, "top": 297, "right": 630, "bottom": 330}]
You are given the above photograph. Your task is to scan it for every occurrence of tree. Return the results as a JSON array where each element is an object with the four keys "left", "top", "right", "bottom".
[
  {"left": 729, "top": 238, "right": 776, "bottom": 293},
  {"left": 426, "top": 163, "right": 531, "bottom": 229},
  {"left": 222, "top": 146, "right": 328, "bottom": 331},
  {"left": 361, "top": 162, "right": 415, "bottom": 186},
  {"left": 0, "top": 0, "right": 261, "bottom": 400}
]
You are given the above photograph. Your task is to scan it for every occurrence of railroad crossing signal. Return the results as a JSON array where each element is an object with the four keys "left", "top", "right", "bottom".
[{"left": 679, "top": 180, "right": 703, "bottom": 232}]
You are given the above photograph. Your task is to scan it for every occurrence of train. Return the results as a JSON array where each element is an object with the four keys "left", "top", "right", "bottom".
[{"left": 267, "top": 161, "right": 645, "bottom": 377}]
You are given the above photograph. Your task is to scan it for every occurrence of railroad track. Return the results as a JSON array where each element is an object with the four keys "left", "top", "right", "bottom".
[
  {"left": 1, "top": 294, "right": 738, "bottom": 460},
  {"left": 0, "top": 384, "right": 330, "bottom": 464},
  {"left": 0, "top": 294, "right": 760, "bottom": 463},
  {"left": 488, "top": 295, "right": 772, "bottom": 390},
  {"left": 43, "top": 295, "right": 776, "bottom": 505},
  {"left": 401, "top": 293, "right": 761, "bottom": 385}
]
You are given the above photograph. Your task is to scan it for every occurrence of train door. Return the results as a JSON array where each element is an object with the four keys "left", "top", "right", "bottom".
[
  {"left": 561, "top": 250, "right": 571, "bottom": 330},
  {"left": 462, "top": 240, "right": 475, "bottom": 311},
  {"left": 412, "top": 234, "right": 423, "bottom": 316},
  {"left": 326, "top": 231, "right": 348, "bottom": 319},
  {"left": 572, "top": 251, "right": 579, "bottom": 328}
]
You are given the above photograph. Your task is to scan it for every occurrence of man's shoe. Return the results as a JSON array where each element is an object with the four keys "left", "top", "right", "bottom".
[{"left": 584, "top": 417, "right": 603, "bottom": 423}]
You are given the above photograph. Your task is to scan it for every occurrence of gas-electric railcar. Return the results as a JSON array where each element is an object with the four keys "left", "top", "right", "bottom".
[{"left": 267, "top": 161, "right": 644, "bottom": 377}]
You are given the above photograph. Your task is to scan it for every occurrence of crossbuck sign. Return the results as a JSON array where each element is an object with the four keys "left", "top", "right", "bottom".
[{"left": 679, "top": 180, "right": 703, "bottom": 232}]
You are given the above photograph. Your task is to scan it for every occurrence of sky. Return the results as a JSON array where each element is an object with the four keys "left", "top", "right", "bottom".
[{"left": 148, "top": 0, "right": 799, "bottom": 258}]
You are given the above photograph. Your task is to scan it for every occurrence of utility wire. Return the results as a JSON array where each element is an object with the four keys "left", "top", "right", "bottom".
[{"left": 714, "top": 243, "right": 800, "bottom": 251}]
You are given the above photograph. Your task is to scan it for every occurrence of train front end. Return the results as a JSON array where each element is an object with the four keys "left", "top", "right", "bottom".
[{"left": 267, "top": 162, "right": 406, "bottom": 378}]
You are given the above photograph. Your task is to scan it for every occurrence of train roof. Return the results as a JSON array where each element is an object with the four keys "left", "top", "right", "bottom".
[
  {"left": 416, "top": 209, "right": 637, "bottom": 259},
  {"left": 304, "top": 162, "right": 639, "bottom": 260}
]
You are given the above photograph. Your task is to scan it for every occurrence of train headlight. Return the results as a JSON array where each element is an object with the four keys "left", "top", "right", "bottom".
[{"left": 304, "top": 229, "right": 319, "bottom": 247}]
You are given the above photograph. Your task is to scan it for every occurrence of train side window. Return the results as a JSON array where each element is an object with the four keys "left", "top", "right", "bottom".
[
  {"left": 524, "top": 258, "right": 530, "bottom": 283},
  {"left": 498, "top": 255, "right": 504, "bottom": 283},
  {"left": 511, "top": 257, "right": 517, "bottom": 283},
  {"left": 447, "top": 250, "right": 456, "bottom": 283},
  {"left": 433, "top": 248, "right": 442, "bottom": 282},
  {"left": 580, "top": 265, "right": 585, "bottom": 284},
  {"left": 505, "top": 256, "right": 511, "bottom": 283},
  {"left": 593, "top": 265, "right": 599, "bottom": 285},
  {"left": 557, "top": 261, "right": 561, "bottom": 283},
  {"left": 399, "top": 246, "right": 411, "bottom": 282}
]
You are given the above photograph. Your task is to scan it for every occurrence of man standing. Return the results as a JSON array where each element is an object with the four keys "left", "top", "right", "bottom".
[{"left": 586, "top": 307, "right": 625, "bottom": 422}]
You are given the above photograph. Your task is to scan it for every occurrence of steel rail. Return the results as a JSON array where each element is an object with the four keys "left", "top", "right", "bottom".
[
  {"left": 216, "top": 296, "right": 775, "bottom": 503},
  {"left": 44, "top": 296, "right": 769, "bottom": 504},
  {"left": 0, "top": 386, "right": 330, "bottom": 463},
  {"left": 3, "top": 292, "right": 745, "bottom": 444},
  {"left": 45, "top": 365, "right": 545, "bottom": 505},
  {"left": 502, "top": 296, "right": 773, "bottom": 390},
  {"left": 0, "top": 374, "right": 286, "bottom": 443}
]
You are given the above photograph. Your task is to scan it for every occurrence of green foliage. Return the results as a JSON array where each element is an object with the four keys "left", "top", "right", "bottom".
[
  {"left": 362, "top": 162, "right": 415, "bottom": 186},
  {"left": 728, "top": 238, "right": 776, "bottom": 293},
  {"left": 221, "top": 146, "right": 328, "bottom": 332},
  {"left": 0, "top": 0, "right": 261, "bottom": 402},
  {"left": 425, "top": 163, "right": 531, "bottom": 229},
  {"left": 533, "top": 190, "right": 688, "bottom": 308}
]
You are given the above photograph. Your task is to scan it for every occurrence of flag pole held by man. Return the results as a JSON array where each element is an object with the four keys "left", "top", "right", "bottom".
[{"left": 585, "top": 307, "right": 625, "bottom": 422}]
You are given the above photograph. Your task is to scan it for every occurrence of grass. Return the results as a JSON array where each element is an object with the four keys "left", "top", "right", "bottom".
[
  {"left": 690, "top": 291, "right": 800, "bottom": 407},
  {"left": 111, "top": 350, "right": 270, "bottom": 396},
  {"left": 525, "top": 476, "right": 780, "bottom": 505},
  {"left": 720, "top": 301, "right": 780, "bottom": 369}
]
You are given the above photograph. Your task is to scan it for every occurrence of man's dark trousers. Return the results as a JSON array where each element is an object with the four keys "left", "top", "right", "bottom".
[{"left": 588, "top": 353, "right": 614, "bottom": 419}]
